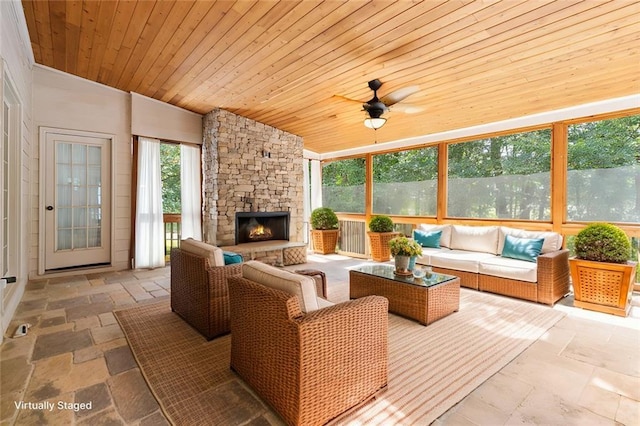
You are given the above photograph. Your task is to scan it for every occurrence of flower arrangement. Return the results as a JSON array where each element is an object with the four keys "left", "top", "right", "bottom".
[{"left": 389, "top": 235, "right": 423, "bottom": 257}]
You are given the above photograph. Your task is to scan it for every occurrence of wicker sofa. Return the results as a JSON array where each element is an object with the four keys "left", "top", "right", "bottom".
[
  {"left": 170, "top": 238, "right": 242, "bottom": 340},
  {"left": 228, "top": 261, "right": 388, "bottom": 426},
  {"left": 415, "top": 224, "right": 570, "bottom": 305}
]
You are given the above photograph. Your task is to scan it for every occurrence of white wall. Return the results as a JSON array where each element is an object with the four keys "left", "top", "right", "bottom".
[
  {"left": 131, "top": 92, "right": 202, "bottom": 144},
  {"left": 0, "top": 0, "right": 34, "bottom": 338},
  {"left": 33, "top": 65, "right": 132, "bottom": 272}
]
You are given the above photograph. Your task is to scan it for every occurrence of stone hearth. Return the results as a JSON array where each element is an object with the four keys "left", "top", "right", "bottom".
[{"left": 202, "top": 109, "right": 305, "bottom": 247}]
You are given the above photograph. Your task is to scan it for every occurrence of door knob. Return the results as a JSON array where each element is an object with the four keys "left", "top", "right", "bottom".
[{"left": 46, "top": 205, "right": 54, "bottom": 211}]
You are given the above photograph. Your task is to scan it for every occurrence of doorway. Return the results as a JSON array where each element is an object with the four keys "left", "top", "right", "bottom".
[{"left": 42, "top": 129, "right": 112, "bottom": 271}]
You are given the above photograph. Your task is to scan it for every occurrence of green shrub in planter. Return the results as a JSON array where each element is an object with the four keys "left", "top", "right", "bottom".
[
  {"left": 574, "top": 222, "right": 631, "bottom": 264},
  {"left": 310, "top": 207, "right": 339, "bottom": 230},
  {"left": 369, "top": 215, "right": 394, "bottom": 233}
]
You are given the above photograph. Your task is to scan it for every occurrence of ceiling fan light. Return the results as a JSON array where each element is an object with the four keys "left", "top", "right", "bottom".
[{"left": 364, "top": 117, "right": 386, "bottom": 129}]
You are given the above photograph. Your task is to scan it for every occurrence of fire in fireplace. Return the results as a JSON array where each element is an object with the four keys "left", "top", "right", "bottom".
[
  {"left": 236, "top": 212, "right": 290, "bottom": 245},
  {"left": 248, "top": 221, "right": 272, "bottom": 240}
]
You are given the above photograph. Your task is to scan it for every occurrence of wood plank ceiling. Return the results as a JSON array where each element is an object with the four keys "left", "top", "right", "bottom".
[{"left": 21, "top": 0, "right": 640, "bottom": 154}]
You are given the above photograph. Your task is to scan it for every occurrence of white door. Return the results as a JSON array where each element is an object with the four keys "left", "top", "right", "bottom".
[{"left": 44, "top": 131, "right": 111, "bottom": 270}]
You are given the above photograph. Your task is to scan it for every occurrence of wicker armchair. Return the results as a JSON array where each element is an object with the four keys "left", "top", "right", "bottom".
[
  {"left": 228, "top": 268, "right": 389, "bottom": 426},
  {"left": 170, "top": 246, "right": 242, "bottom": 340}
]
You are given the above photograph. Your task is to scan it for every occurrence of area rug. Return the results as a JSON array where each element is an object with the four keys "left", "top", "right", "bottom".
[{"left": 115, "top": 289, "right": 565, "bottom": 425}]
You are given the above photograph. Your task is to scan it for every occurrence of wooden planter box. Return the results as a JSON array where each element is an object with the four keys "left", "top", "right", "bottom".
[
  {"left": 570, "top": 258, "right": 637, "bottom": 317},
  {"left": 311, "top": 229, "right": 338, "bottom": 254},
  {"left": 367, "top": 232, "right": 399, "bottom": 262}
]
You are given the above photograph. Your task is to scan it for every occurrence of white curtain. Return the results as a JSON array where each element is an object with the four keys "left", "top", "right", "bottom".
[
  {"left": 135, "top": 137, "right": 165, "bottom": 268},
  {"left": 310, "top": 159, "right": 323, "bottom": 210},
  {"left": 180, "top": 144, "right": 202, "bottom": 240},
  {"left": 302, "top": 158, "right": 311, "bottom": 243}
]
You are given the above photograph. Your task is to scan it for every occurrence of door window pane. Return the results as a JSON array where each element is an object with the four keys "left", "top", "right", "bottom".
[
  {"left": 57, "top": 208, "right": 72, "bottom": 228},
  {"left": 88, "top": 146, "right": 101, "bottom": 164},
  {"left": 57, "top": 143, "right": 71, "bottom": 163},
  {"left": 57, "top": 229, "right": 72, "bottom": 250},
  {"left": 88, "top": 228, "right": 101, "bottom": 248},
  {"left": 73, "top": 228, "right": 87, "bottom": 249},
  {"left": 72, "top": 144, "right": 86, "bottom": 164}
]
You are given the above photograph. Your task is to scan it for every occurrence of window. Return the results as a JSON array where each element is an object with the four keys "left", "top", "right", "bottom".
[
  {"left": 567, "top": 115, "right": 640, "bottom": 223},
  {"left": 2, "top": 78, "right": 20, "bottom": 280},
  {"left": 2, "top": 99, "right": 8, "bottom": 277},
  {"left": 447, "top": 129, "right": 551, "bottom": 220},
  {"left": 160, "top": 143, "right": 181, "bottom": 213},
  {"left": 373, "top": 147, "right": 438, "bottom": 216},
  {"left": 322, "top": 158, "right": 365, "bottom": 213}
]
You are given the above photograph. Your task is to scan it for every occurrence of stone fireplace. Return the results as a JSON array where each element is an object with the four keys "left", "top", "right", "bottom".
[
  {"left": 235, "top": 211, "right": 290, "bottom": 245},
  {"left": 202, "top": 109, "right": 305, "bottom": 247}
]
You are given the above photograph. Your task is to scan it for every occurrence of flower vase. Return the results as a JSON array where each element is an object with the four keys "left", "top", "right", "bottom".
[
  {"left": 408, "top": 256, "right": 417, "bottom": 271},
  {"left": 395, "top": 255, "right": 410, "bottom": 274}
]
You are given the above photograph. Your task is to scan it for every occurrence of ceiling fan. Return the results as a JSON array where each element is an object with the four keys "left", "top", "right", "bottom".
[{"left": 359, "top": 79, "right": 421, "bottom": 129}]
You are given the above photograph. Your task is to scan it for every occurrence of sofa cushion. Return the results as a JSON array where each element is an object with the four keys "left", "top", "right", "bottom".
[
  {"left": 241, "top": 261, "right": 319, "bottom": 313},
  {"left": 413, "top": 229, "right": 442, "bottom": 248},
  {"left": 450, "top": 225, "right": 500, "bottom": 254},
  {"left": 501, "top": 235, "right": 544, "bottom": 263},
  {"left": 418, "top": 224, "right": 452, "bottom": 248},
  {"left": 180, "top": 238, "right": 225, "bottom": 267},
  {"left": 479, "top": 256, "right": 538, "bottom": 283},
  {"left": 430, "top": 250, "right": 496, "bottom": 273},
  {"left": 415, "top": 247, "right": 449, "bottom": 266},
  {"left": 499, "top": 227, "right": 563, "bottom": 254}
]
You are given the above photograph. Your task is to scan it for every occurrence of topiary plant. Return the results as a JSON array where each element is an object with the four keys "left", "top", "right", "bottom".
[
  {"left": 574, "top": 223, "right": 631, "bottom": 264},
  {"left": 369, "top": 215, "right": 394, "bottom": 233},
  {"left": 310, "top": 207, "right": 339, "bottom": 230}
]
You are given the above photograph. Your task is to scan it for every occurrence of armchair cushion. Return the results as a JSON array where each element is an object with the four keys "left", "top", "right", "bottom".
[
  {"left": 241, "top": 260, "right": 319, "bottom": 313},
  {"left": 180, "top": 238, "right": 224, "bottom": 267},
  {"left": 223, "top": 251, "right": 243, "bottom": 265}
]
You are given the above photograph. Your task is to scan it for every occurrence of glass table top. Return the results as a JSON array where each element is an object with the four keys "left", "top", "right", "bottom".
[{"left": 351, "top": 264, "right": 457, "bottom": 288}]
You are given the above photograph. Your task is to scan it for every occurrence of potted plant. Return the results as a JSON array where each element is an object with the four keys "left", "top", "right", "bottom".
[
  {"left": 310, "top": 207, "right": 339, "bottom": 254},
  {"left": 569, "top": 222, "right": 637, "bottom": 317},
  {"left": 389, "top": 235, "right": 423, "bottom": 274},
  {"left": 367, "top": 215, "right": 399, "bottom": 262}
]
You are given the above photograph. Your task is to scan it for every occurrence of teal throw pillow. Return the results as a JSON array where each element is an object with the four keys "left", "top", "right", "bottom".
[
  {"left": 501, "top": 235, "right": 544, "bottom": 263},
  {"left": 223, "top": 251, "right": 243, "bottom": 265},
  {"left": 413, "top": 229, "right": 442, "bottom": 248}
]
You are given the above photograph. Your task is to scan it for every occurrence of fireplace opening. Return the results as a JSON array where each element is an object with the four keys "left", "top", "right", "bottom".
[{"left": 236, "top": 212, "right": 290, "bottom": 245}]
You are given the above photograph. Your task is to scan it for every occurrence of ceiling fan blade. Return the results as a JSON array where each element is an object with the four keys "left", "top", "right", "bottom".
[
  {"left": 332, "top": 94, "right": 364, "bottom": 104},
  {"left": 390, "top": 104, "right": 424, "bottom": 114},
  {"left": 381, "top": 85, "right": 420, "bottom": 106}
]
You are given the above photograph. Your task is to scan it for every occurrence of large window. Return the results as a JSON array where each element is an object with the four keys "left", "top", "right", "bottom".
[
  {"left": 447, "top": 129, "right": 551, "bottom": 220},
  {"left": 373, "top": 147, "right": 438, "bottom": 215},
  {"left": 567, "top": 115, "right": 640, "bottom": 223},
  {"left": 322, "top": 158, "right": 365, "bottom": 213}
]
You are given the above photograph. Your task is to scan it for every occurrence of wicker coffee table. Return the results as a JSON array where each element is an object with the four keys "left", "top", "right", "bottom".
[{"left": 350, "top": 264, "right": 460, "bottom": 325}]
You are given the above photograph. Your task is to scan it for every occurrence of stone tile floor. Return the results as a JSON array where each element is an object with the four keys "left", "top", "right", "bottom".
[{"left": 1, "top": 254, "right": 639, "bottom": 425}]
